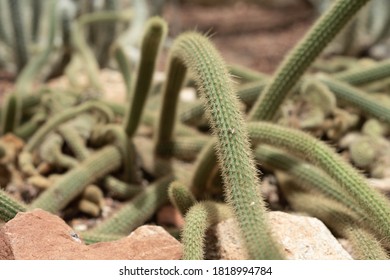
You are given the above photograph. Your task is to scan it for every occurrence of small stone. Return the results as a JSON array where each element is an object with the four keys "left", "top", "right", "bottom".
[
  {"left": 205, "top": 211, "right": 352, "bottom": 260},
  {"left": 0, "top": 209, "right": 182, "bottom": 260}
]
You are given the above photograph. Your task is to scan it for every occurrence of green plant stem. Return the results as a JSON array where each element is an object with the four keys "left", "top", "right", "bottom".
[
  {"left": 16, "top": 0, "right": 57, "bottom": 96},
  {"left": 124, "top": 16, "right": 167, "bottom": 138},
  {"left": 8, "top": 0, "right": 28, "bottom": 73},
  {"left": 156, "top": 32, "right": 284, "bottom": 259},
  {"left": 181, "top": 201, "right": 232, "bottom": 260},
  {"left": 318, "top": 75, "right": 390, "bottom": 125},
  {"left": 31, "top": 145, "right": 122, "bottom": 213},
  {"left": 168, "top": 181, "right": 197, "bottom": 216},
  {"left": 23, "top": 101, "right": 113, "bottom": 153},
  {"left": 0, "top": 189, "right": 28, "bottom": 222},
  {"left": 248, "top": 0, "right": 371, "bottom": 121},
  {"left": 88, "top": 175, "right": 174, "bottom": 235},
  {"left": 254, "top": 145, "right": 365, "bottom": 217},
  {"left": 334, "top": 59, "right": 390, "bottom": 86},
  {"left": 248, "top": 121, "right": 390, "bottom": 245}
]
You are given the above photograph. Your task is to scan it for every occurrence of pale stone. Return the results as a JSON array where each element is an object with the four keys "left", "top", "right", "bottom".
[{"left": 205, "top": 211, "right": 353, "bottom": 260}]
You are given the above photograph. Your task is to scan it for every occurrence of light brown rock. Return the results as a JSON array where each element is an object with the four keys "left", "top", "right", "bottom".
[
  {"left": 205, "top": 211, "right": 353, "bottom": 260},
  {"left": 0, "top": 209, "right": 182, "bottom": 260}
]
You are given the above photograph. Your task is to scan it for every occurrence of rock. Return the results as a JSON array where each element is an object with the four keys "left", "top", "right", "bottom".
[
  {"left": 0, "top": 209, "right": 182, "bottom": 260},
  {"left": 205, "top": 211, "right": 353, "bottom": 260}
]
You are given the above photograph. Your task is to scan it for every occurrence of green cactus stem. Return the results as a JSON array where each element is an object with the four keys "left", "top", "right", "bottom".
[
  {"left": 0, "top": 189, "right": 27, "bottom": 222},
  {"left": 15, "top": 0, "right": 57, "bottom": 96},
  {"left": 180, "top": 80, "right": 268, "bottom": 126},
  {"left": 91, "top": 124, "right": 141, "bottom": 183},
  {"left": 1, "top": 93, "right": 21, "bottom": 135},
  {"left": 254, "top": 145, "right": 365, "bottom": 217},
  {"left": 228, "top": 64, "right": 268, "bottom": 82},
  {"left": 23, "top": 101, "right": 113, "bottom": 153},
  {"left": 317, "top": 75, "right": 390, "bottom": 125},
  {"left": 286, "top": 191, "right": 388, "bottom": 260},
  {"left": 247, "top": 121, "right": 390, "bottom": 245},
  {"left": 58, "top": 121, "right": 142, "bottom": 199},
  {"left": 14, "top": 110, "right": 46, "bottom": 140},
  {"left": 190, "top": 139, "right": 218, "bottom": 199},
  {"left": 156, "top": 32, "right": 285, "bottom": 259},
  {"left": 89, "top": 175, "right": 174, "bottom": 235},
  {"left": 334, "top": 59, "right": 390, "bottom": 86},
  {"left": 78, "top": 199, "right": 101, "bottom": 217},
  {"left": 181, "top": 201, "right": 232, "bottom": 260},
  {"left": 248, "top": 0, "right": 371, "bottom": 121},
  {"left": 39, "top": 133, "right": 79, "bottom": 170},
  {"left": 80, "top": 232, "right": 124, "bottom": 245},
  {"left": 123, "top": 16, "right": 167, "bottom": 138},
  {"left": 168, "top": 181, "right": 197, "bottom": 216},
  {"left": 113, "top": 44, "right": 132, "bottom": 100},
  {"left": 102, "top": 176, "right": 141, "bottom": 200},
  {"left": 156, "top": 136, "right": 209, "bottom": 161},
  {"left": 31, "top": 145, "right": 122, "bottom": 213},
  {"left": 31, "top": 0, "right": 42, "bottom": 43},
  {"left": 8, "top": 0, "right": 28, "bottom": 73},
  {"left": 96, "top": 0, "right": 119, "bottom": 67}
]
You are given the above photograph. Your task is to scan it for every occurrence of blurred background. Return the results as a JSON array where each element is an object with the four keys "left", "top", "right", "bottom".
[{"left": 1, "top": 0, "right": 390, "bottom": 91}]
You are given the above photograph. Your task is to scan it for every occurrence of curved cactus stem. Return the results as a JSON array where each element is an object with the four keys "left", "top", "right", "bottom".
[
  {"left": 0, "top": 189, "right": 27, "bottom": 222},
  {"left": 156, "top": 32, "right": 285, "bottom": 259},
  {"left": 16, "top": 0, "right": 58, "bottom": 96},
  {"left": 23, "top": 101, "right": 114, "bottom": 153},
  {"left": 247, "top": 121, "right": 390, "bottom": 245},
  {"left": 248, "top": 0, "right": 371, "bottom": 121},
  {"left": 7, "top": 0, "right": 28, "bottom": 73},
  {"left": 123, "top": 16, "right": 167, "bottom": 138},
  {"left": 168, "top": 181, "right": 197, "bottom": 216},
  {"left": 88, "top": 175, "right": 174, "bottom": 235},
  {"left": 317, "top": 75, "right": 390, "bottom": 125},
  {"left": 31, "top": 145, "right": 122, "bottom": 213},
  {"left": 334, "top": 59, "right": 390, "bottom": 86},
  {"left": 181, "top": 201, "right": 232, "bottom": 260}
]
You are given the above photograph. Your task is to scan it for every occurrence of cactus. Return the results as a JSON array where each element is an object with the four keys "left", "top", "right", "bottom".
[
  {"left": 318, "top": 75, "right": 390, "bottom": 125},
  {"left": 248, "top": 0, "right": 371, "bottom": 121},
  {"left": 31, "top": 145, "right": 122, "bottom": 213},
  {"left": 89, "top": 175, "right": 174, "bottom": 235},
  {"left": 2, "top": 2, "right": 390, "bottom": 261},
  {"left": 181, "top": 201, "right": 232, "bottom": 260},
  {"left": 334, "top": 59, "right": 390, "bottom": 85},
  {"left": 0, "top": 189, "right": 27, "bottom": 222},
  {"left": 254, "top": 145, "right": 365, "bottom": 217},
  {"left": 155, "top": 32, "right": 285, "bottom": 259},
  {"left": 124, "top": 16, "right": 167, "bottom": 138},
  {"left": 247, "top": 121, "right": 390, "bottom": 245},
  {"left": 168, "top": 181, "right": 197, "bottom": 216},
  {"left": 7, "top": 0, "right": 28, "bottom": 73}
]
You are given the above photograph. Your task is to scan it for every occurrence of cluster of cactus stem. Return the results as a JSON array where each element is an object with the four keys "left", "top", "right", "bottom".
[{"left": 2, "top": 0, "right": 390, "bottom": 260}]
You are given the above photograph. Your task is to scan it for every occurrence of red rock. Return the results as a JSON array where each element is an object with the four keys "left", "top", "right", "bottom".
[{"left": 0, "top": 209, "right": 182, "bottom": 260}]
